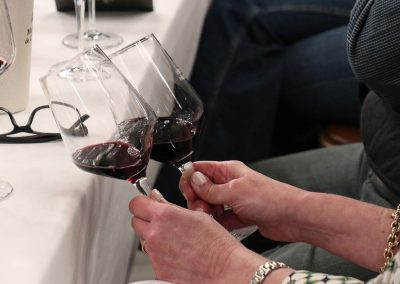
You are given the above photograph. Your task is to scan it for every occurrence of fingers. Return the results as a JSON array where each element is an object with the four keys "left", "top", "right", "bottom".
[
  {"left": 191, "top": 160, "right": 248, "bottom": 184},
  {"left": 179, "top": 160, "right": 248, "bottom": 204},
  {"left": 189, "top": 171, "right": 235, "bottom": 205},
  {"left": 149, "top": 189, "right": 169, "bottom": 203},
  {"left": 187, "top": 198, "right": 212, "bottom": 212},
  {"left": 179, "top": 174, "right": 198, "bottom": 202},
  {"left": 129, "top": 194, "right": 161, "bottom": 221},
  {"left": 130, "top": 190, "right": 170, "bottom": 251},
  {"left": 131, "top": 216, "right": 151, "bottom": 240}
]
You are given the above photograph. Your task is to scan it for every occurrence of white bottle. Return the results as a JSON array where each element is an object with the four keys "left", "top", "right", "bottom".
[{"left": 0, "top": 0, "right": 34, "bottom": 113}]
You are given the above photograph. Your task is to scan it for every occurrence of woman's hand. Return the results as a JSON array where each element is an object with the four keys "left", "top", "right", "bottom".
[
  {"left": 129, "top": 191, "right": 271, "bottom": 284},
  {"left": 179, "top": 161, "right": 304, "bottom": 242}
]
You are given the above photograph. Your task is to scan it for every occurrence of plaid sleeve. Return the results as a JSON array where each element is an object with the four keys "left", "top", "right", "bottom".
[
  {"left": 282, "top": 252, "right": 400, "bottom": 284},
  {"left": 282, "top": 270, "right": 363, "bottom": 283}
]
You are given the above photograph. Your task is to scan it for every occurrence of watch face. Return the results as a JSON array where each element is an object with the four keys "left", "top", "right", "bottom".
[{"left": 55, "top": 0, "right": 153, "bottom": 12}]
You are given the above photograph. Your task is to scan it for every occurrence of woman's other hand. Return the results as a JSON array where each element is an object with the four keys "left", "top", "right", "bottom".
[
  {"left": 129, "top": 193, "right": 271, "bottom": 284},
  {"left": 179, "top": 160, "right": 304, "bottom": 242}
]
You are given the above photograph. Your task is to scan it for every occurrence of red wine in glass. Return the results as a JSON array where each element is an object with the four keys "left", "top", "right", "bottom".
[
  {"left": 72, "top": 141, "right": 150, "bottom": 183},
  {"left": 0, "top": 57, "right": 11, "bottom": 74},
  {"left": 150, "top": 116, "right": 198, "bottom": 169},
  {"left": 41, "top": 45, "right": 157, "bottom": 196},
  {"left": 71, "top": 117, "right": 154, "bottom": 194}
]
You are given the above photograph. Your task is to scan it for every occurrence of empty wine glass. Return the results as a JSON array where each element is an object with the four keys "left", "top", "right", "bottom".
[
  {"left": 0, "top": 0, "right": 16, "bottom": 200},
  {"left": 109, "top": 34, "right": 257, "bottom": 240},
  {"left": 62, "top": 0, "right": 86, "bottom": 51},
  {"left": 40, "top": 45, "right": 156, "bottom": 195},
  {"left": 63, "top": 0, "right": 123, "bottom": 50}
]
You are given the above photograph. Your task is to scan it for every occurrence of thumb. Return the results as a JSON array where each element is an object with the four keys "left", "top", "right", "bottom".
[{"left": 190, "top": 171, "right": 233, "bottom": 205}]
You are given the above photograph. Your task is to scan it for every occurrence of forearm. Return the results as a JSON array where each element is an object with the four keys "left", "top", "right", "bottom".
[{"left": 291, "top": 191, "right": 394, "bottom": 271}]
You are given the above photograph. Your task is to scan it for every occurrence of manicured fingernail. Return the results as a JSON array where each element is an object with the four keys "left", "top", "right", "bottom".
[
  {"left": 180, "top": 162, "right": 195, "bottom": 179},
  {"left": 191, "top": 171, "right": 207, "bottom": 187},
  {"left": 181, "top": 161, "right": 194, "bottom": 173},
  {"left": 150, "top": 189, "right": 167, "bottom": 203}
]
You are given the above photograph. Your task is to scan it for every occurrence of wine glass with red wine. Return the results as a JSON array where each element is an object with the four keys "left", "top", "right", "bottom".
[
  {"left": 40, "top": 45, "right": 156, "bottom": 195},
  {"left": 110, "top": 35, "right": 258, "bottom": 240},
  {"left": 0, "top": 0, "right": 16, "bottom": 200},
  {"left": 109, "top": 34, "right": 204, "bottom": 172}
]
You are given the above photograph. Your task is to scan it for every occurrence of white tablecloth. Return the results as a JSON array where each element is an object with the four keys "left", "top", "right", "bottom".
[{"left": 0, "top": 0, "right": 210, "bottom": 283}]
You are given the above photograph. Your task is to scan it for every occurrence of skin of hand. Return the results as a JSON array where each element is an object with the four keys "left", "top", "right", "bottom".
[
  {"left": 179, "top": 161, "right": 396, "bottom": 272},
  {"left": 129, "top": 190, "right": 294, "bottom": 283},
  {"left": 179, "top": 160, "right": 305, "bottom": 242}
]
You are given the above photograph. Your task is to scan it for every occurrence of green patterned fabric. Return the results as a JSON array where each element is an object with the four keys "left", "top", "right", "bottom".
[{"left": 282, "top": 252, "right": 400, "bottom": 284}]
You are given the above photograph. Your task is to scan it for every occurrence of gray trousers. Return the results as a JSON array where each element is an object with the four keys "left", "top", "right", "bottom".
[{"left": 249, "top": 143, "right": 395, "bottom": 281}]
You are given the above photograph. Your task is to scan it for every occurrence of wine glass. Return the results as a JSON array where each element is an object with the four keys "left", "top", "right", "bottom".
[
  {"left": 109, "top": 34, "right": 204, "bottom": 172},
  {"left": 40, "top": 45, "right": 156, "bottom": 195},
  {"left": 109, "top": 34, "right": 257, "bottom": 240},
  {"left": 0, "top": 0, "right": 16, "bottom": 200},
  {"left": 62, "top": 0, "right": 86, "bottom": 51},
  {"left": 62, "top": 0, "right": 123, "bottom": 50}
]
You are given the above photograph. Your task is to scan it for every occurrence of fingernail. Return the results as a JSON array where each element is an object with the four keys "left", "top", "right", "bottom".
[
  {"left": 150, "top": 189, "right": 167, "bottom": 203},
  {"left": 191, "top": 171, "right": 207, "bottom": 187},
  {"left": 195, "top": 207, "right": 204, "bottom": 212},
  {"left": 181, "top": 161, "right": 195, "bottom": 179},
  {"left": 181, "top": 161, "right": 194, "bottom": 173}
]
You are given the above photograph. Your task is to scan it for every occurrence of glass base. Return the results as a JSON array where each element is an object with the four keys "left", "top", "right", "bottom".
[
  {"left": 54, "top": 59, "right": 111, "bottom": 83},
  {"left": 62, "top": 30, "right": 123, "bottom": 50},
  {"left": 0, "top": 179, "right": 13, "bottom": 200},
  {"left": 58, "top": 65, "right": 99, "bottom": 82}
]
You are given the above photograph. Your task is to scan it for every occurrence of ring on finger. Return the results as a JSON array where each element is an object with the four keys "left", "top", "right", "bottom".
[{"left": 140, "top": 239, "right": 148, "bottom": 254}]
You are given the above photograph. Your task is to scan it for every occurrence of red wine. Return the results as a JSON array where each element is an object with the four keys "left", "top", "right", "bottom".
[
  {"left": 72, "top": 117, "right": 153, "bottom": 182},
  {"left": 72, "top": 141, "right": 149, "bottom": 182},
  {"left": 151, "top": 117, "right": 196, "bottom": 166},
  {"left": 0, "top": 57, "right": 10, "bottom": 75}
]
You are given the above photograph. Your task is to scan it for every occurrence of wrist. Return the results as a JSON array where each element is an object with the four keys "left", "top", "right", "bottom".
[
  {"left": 222, "top": 247, "right": 294, "bottom": 284},
  {"left": 258, "top": 180, "right": 307, "bottom": 242}
]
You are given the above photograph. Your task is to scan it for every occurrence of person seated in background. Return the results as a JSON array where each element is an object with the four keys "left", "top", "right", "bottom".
[
  {"left": 129, "top": 0, "right": 400, "bottom": 282},
  {"left": 154, "top": 0, "right": 363, "bottom": 206}
]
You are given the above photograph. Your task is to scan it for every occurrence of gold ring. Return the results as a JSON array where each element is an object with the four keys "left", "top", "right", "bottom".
[{"left": 140, "top": 239, "right": 148, "bottom": 254}]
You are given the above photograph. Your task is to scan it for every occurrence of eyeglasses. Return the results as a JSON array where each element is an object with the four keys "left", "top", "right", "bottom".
[{"left": 0, "top": 103, "right": 90, "bottom": 143}]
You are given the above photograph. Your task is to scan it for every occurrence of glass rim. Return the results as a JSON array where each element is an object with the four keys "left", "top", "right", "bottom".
[{"left": 110, "top": 33, "right": 157, "bottom": 57}]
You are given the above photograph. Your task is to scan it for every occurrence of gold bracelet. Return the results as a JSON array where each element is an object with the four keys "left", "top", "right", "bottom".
[
  {"left": 250, "top": 261, "right": 288, "bottom": 284},
  {"left": 381, "top": 204, "right": 400, "bottom": 272}
]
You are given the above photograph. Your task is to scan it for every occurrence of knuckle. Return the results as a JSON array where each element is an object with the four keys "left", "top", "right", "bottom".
[
  {"left": 154, "top": 204, "right": 174, "bottom": 222},
  {"left": 229, "top": 160, "right": 245, "bottom": 167},
  {"left": 146, "top": 228, "right": 158, "bottom": 246}
]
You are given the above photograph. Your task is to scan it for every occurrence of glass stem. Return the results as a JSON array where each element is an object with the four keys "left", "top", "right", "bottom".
[
  {"left": 87, "top": 0, "right": 96, "bottom": 33},
  {"left": 134, "top": 177, "right": 152, "bottom": 196},
  {"left": 74, "top": 0, "right": 86, "bottom": 52}
]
